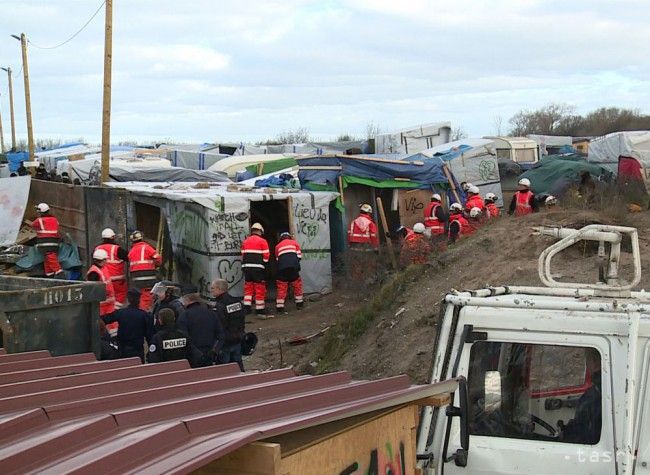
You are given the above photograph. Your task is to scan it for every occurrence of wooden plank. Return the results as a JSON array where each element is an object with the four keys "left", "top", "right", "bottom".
[
  {"left": 376, "top": 197, "right": 397, "bottom": 269},
  {"left": 194, "top": 442, "right": 281, "bottom": 475},
  {"left": 415, "top": 393, "right": 452, "bottom": 407},
  {"left": 280, "top": 405, "right": 418, "bottom": 475},
  {"left": 443, "top": 163, "right": 461, "bottom": 204}
]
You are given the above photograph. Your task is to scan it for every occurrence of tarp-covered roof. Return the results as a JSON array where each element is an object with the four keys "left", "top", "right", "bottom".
[
  {"left": 297, "top": 154, "right": 450, "bottom": 189},
  {"left": 520, "top": 154, "right": 614, "bottom": 195},
  {"left": 109, "top": 167, "right": 230, "bottom": 183},
  {"left": 588, "top": 131, "right": 650, "bottom": 166}
]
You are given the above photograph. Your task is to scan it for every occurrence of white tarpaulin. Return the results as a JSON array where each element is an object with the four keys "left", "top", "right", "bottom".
[
  {"left": 589, "top": 131, "right": 650, "bottom": 166},
  {"left": 0, "top": 176, "right": 31, "bottom": 246},
  {"left": 106, "top": 182, "right": 338, "bottom": 297},
  {"left": 375, "top": 122, "right": 451, "bottom": 154}
]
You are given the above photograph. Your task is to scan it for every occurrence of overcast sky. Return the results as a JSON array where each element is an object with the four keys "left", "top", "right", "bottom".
[{"left": 0, "top": 0, "right": 648, "bottom": 144}]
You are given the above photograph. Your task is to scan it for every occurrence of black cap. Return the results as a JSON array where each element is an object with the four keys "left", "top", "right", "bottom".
[
  {"left": 127, "top": 288, "right": 141, "bottom": 298},
  {"left": 181, "top": 284, "right": 198, "bottom": 296}
]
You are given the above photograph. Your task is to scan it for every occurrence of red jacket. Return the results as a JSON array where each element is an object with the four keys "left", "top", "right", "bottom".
[
  {"left": 241, "top": 234, "right": 270, "bottom": 270},
  {"left": 400, "top": 233, "right": 432, "bottom": 266},
  {"left": 275, "top": 238, "right": 302, "bottom": 271},
  {"left": 32, "top": 216, "right": 60, "bottom": 241},
  {"left": 348, "top": 214, "right": 379, "bottom": 248},
  {"left": 424, "top": 202, "right": 445, "bottom": 234},
  {"left": 514, "top": 190, "right": 534, "bottom": 216},
  {"left": 403, "top": 228, "right": 416, "bottom": 242},
  {"left": 128, "top": 241, "right": 161, "bottom": 272},
  {"left": 465, "top": 194, "right": 485, "bottom": 212},
  {"left": 486, "top": 202, "right": 500, "bottom": 218},
  {"left": 87, "top": 264, "right": 116, "bottom": 317},
  {"left": 448, "top": 215, "right": 470, "bottom": 241},
  {"left": 95, "top": 243, "right": 126, "bottom": 281}
]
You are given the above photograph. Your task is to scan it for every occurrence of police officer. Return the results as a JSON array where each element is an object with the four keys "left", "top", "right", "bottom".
[
  {"left": 147, "top": 308, "right": 195, "bottom": 363},
  {"left": 151, "top": 280, "right": 185, "bottom": 329},
  {"left": 177, "top": 285, "right": 225, "bottom": 367},
  {"left": 211, "top": 278, "right": 246, "bottom": 371},
  {"left": 100, "top": 288, "right": 154, "bottom": 363}
]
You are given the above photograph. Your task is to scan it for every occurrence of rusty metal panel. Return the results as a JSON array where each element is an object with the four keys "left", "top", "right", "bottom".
[
  {"left": 0, "top": 350, "right": 50, "bottom": 363},
  {"left": 0, "top": 353, "right": 94, "bottom": 374},
  {"left": 0, "top": 358, "right": 138, "bottom": 384},
  {"left": 0, "top": 276, "right": 104, "bottom": 356},
  {"left": 84, "top": 186, "right": 130, "bottom": 262},
  {"left": 27, "top": 180, "right": 88, "bottom": 263}
]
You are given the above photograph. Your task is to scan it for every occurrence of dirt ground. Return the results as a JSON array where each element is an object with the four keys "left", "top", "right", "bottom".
[{"left": 246, "top": 207, "right": 650, "bottom": 383}]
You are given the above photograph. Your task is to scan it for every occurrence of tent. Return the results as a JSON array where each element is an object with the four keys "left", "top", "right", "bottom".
[
  {"left": 589, "top": 131, "right": 650, "bottom": 193},
  {"left": 166, "top": 147, "right": 230, "bottom": 170},
  {"left": 297, "top": 154, "right": 460, "bottom": 248},
  {"left": 35, "top": 143, "right": 101, "bottom": 172},
  {"left": 404, "top": 138, "right": 504, "bottom": 206},
  {"left": 374, "top": 122, "right": 452, "bottom": 154},
  {"left": 209, "top": 154, "right": 306, "bottom": 178},
  {"left": 59, "top": 154, "right": 172, "bottom": 183},
  {"left": 527, "top": 135, "right": 574, "bottom": 156},
  {"left": 519, "top": 154, "right": 614, "bottom": 196},
  {"left": 106, "top": 181, "right": 338, "bottom": 298}
]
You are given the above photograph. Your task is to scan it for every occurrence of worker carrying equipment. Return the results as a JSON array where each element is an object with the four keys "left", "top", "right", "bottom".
[
  {"left": 95, "top": 227, "right": 128, "bottom": 305},
  {"left": 128, "top": 230, "right": 161, "bottom": 312},
  {"left": 241, "top": 222, "right": 270, "bottom": 314},
  {"left": 31, "top": 202, "right": 64, "bottom": 278},
  {"left": 509, "top": 178, "right": 539, "bottom": 216},
  {"left": 275, "top": 232, "right": 304, "bottom": 313}
]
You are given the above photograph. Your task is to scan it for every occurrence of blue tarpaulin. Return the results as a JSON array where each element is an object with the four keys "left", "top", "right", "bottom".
[{"left": 6, "top": 151, "right": 29, "bottom": 172}]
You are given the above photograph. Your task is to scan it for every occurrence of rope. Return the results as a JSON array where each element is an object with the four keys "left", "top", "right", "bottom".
[{"left": 28, "top": 1, "right": 106, "bottom": 50}]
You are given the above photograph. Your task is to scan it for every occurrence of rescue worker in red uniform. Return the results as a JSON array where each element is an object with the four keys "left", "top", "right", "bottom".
[
  {"left": 400, "top": 222, "right": 432, "bottom": 266},
  {"left": 31, "top": 203, "right": 64, "bottom": 278},
  {"left": 128, "top": 230, "right": 161, "bottom": 312},
  {"left": 484, "top": 193, "right": 500, "bottom": 218},
  {"left": 94, "top": 228, "right": 128, "bottom": 306},
  {"left": 423, "top": 193, "right": 448, "bottom": 236},
  {"left": 241, "top": 222, "right": 270, "bottom": 314},
  {"left": 448, "top": 203, "right": 470, "bottom": 244},
  {"left": 467, "top": 207, "right": 484, "bottom": 234},
  {"left": 464, "top": 185, "right": 485, "bottom": 214},
  {"left": 508, "top": 178, "right": 539, "bottom": 216},
  {"left": 87, "top": 249, "right": 117, "bottom": 337},
  {"left": 274, "top": 232, "right": 303, "bottom": 313},
  {"left": 347, "top": 203, "right": 379, "bottom": 279}
]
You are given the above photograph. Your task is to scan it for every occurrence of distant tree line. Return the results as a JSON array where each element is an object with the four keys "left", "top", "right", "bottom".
[{"left": 509, "top": 103, "right": 650, "bottom": 137}]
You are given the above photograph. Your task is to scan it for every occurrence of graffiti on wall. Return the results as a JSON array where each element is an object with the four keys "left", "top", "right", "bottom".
[
  {"left": 170, "top": 206, "right": 210, "bottom": 252},
  {"left": 208, "top": 211, "right": 249, "bottom": 253},
  {"left": 398, "top": 189, "right": 431, "bottom": 229},
  {"left": 339, "top": 442, "right": 406, "bottom": 475},
  {"left": 293, "top": 202, "right": 327, "bottom": 244}
]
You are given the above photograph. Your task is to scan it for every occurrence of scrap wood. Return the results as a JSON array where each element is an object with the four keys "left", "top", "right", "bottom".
[{"left": 287, "top": 325, "right": 332, "bottom": 345}]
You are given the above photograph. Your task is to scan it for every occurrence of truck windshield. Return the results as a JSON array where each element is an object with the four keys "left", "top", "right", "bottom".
[{"left": 467, "top": 342, "right": 602, "bottom": 445}]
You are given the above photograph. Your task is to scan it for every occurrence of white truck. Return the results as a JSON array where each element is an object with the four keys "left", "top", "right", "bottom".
[{"left": 417, "top": 224, "right": 649, "bottom": 474}]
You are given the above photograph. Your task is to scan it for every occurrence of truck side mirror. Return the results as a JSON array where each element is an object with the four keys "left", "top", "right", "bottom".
[{"left": 445, "top": 376, "right": 470, "bottom": 466}]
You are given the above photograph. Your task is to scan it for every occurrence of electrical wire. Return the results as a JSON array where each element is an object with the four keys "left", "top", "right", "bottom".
[{"left": 27, "top": 0, "right": 106, "bottom": 50}]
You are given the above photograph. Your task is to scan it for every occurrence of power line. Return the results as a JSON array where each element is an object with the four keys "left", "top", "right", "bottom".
[{"left": 28, "top": 0, "right": 106, "bottom": 50}]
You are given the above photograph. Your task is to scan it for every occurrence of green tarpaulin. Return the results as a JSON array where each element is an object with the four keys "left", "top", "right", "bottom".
[{"left": 520, "top": 154, "right": 614, "bottom": 195}]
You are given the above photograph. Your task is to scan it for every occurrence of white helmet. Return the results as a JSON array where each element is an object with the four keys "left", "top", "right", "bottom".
[
  {"left": 431, "top": 193, "right": 442, "bottom": 201},
  {"left": 359, "top": 203, "right": 372, "bottom": 214},
  {"left": 93, "top": 248, "right": 109, "bottom": 261},
  {"left": 470, "top": 207, "right": 482, "bottom": 218},
  {"left": 461, "top": 183, "right": 473, "bottom": 192},
  {"left": 485, "top": 192, "right": 497, "bottom": 201},
  {"left": 36, "top": 203, "right": 50, "bottom": 213},
  {"left": 468, "top": 185, "right": 480, "bottom": 194},
  {"left": 449, "top": 202, "right": 463, "bottom": 212},
  {"left": 413, "top": 222, "right": 426, "bottom": 234},
  {"left": 101, "top": 228, "right": 116, "bottom": 239},
  {"left": 518, "top": 178, "right": 531, "bottom": 188},
  {"left": 251, "top": 222, "right": 265, "bottom": 233},
  {"left": 545, "top": 195, "right": 557, "bottom": 206}
]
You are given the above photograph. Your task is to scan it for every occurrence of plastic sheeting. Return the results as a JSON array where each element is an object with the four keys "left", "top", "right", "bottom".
[
  {"left": 109, "top": 167, "right": 229, "bottom": 183},
  {"left": 0, "top": 176, "right": 31, "bottom": 246},
  {"left": 589, "top": 131, "right": 650, "bottom": 166},
  {"left": 297, "top": 155, "right": 450, "bottom": 189},
  {"left": 106, "top": 182, "right": 338, "bottom": 297},
  {"left": 375, "top": 122, "right": 451, "bottom": 154},
  {"left": 61, "top": 155, "right": 172, "bottom": 184},
  {"left": 167, "top": 148, "right": 229, "bottom": 170},
  {"left": 407, "top": 139, "right": 504, "bottom": 206},
  {"left": 208, "top": 154, "right": 306, "bottom": 178}
]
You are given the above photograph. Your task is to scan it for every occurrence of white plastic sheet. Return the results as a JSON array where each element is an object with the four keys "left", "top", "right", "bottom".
[{"left": 0, "top": 176, "right": 31, "bottom": 246}]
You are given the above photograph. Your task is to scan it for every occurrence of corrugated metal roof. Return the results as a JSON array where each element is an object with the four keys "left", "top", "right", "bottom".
[{"left": 0, "top": 352, "right": 457, "bottom": 474}]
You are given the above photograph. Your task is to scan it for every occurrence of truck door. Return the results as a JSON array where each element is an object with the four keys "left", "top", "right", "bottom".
[{"left": 437, "top": 320, "right": 616, "bottom": 475}]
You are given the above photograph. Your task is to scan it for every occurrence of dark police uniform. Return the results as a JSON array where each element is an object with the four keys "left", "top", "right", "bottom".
[
  {"left": 101, "top": 305, "right": 154, "bottom": 362},
  {"left": 147, "top": 327, "right": 193, "bottom": 363},
  {"left": 215, "top": 292, "right": 246, "bottom": 371},
  {"left": 178, "top": 301, "right": 225, "bottom": 367}
]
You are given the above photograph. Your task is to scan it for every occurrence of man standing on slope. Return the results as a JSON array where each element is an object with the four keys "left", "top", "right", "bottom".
[
  {"left": 241, "top": 222, "right": 270, "bottom": 315},
  {"left": 509, "top": 178, "right": 539, "bottom": 216},
  {"left": 347, "top": 203, "right": 379, "bottom": 279},
  {"left": 128, "top": 230, "right": 161, "bottom": 312},
  {"left": 32, "top": 203, "right": 64, "bottom": 278},
  {"left": 94, "top": 228, "right": 128, "bottom": 306}
]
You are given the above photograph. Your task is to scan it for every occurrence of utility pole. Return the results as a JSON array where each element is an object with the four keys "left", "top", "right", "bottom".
[
  {"left": 0, "top": 94, "right": 5, "bottom": 153},
  {"left": 101, "top": 0, "right": 113, "bottom": 184},
  {"left": 5, "top": 67, "right": 16, "bottom": 151},
  {"left": 12, "top": 34, "right": 35, "bottom": 160}
]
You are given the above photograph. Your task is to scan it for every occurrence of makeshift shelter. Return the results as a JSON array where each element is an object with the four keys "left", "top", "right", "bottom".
[
  {"left": 35, "top": 143, "right": 101, "bottom": 172},
  {"left": 405, "top": 138, "right": 504, "bottom": 206},
  {"left": 519, "top": 154, "right": 613, "bottom": 196},
  {"left": 374, "top": 122, "right": 451, "bottom": 154},
  {"left": 498, "top": 157, "right": 523, "bottom": 192},
  {"left": 59, "top": 154, "right": 172, "bottom": 184},
  {"left": 528, "top": 134, "right": 574, "bottom": 157},
  {"left": 208, "top": 153, "right": 306, "bottom": 178},
  {"left": 589, "top": 131, "right": 650, "bottom": 193},
  {"left": 106, "top": 181, "right": 338, "bottom": 298},
  {"left": 297, "top": 154, "right": 460, "bottom": 250},
  {"left": 166, "top": 146, "right": 229, "bottom": 170}
]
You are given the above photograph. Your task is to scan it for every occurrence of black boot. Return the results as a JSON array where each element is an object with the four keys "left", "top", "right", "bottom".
[{"left": 296, "top": 302, "right": 304, "bottom": 310}]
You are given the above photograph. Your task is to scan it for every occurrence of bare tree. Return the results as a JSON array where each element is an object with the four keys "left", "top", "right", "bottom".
[
  {"left": 509, "top": 103, "right": 576, "bottom": 135},
  {"left": 258, "top": 127, "right": 311, "bottom": 145},
  {"left": 451, "top": 126, "right": 468, "bottom": 141},
  {"left": 492, "top": 115, "right": 504, "bottom": 136},
  {"left": 365, "top": 121, "right": 382, "bottom": 140}
]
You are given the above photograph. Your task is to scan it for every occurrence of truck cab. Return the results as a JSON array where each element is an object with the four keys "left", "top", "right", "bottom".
[{"left": 418, "top": 225, "right": 649, "bottom": 474}]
